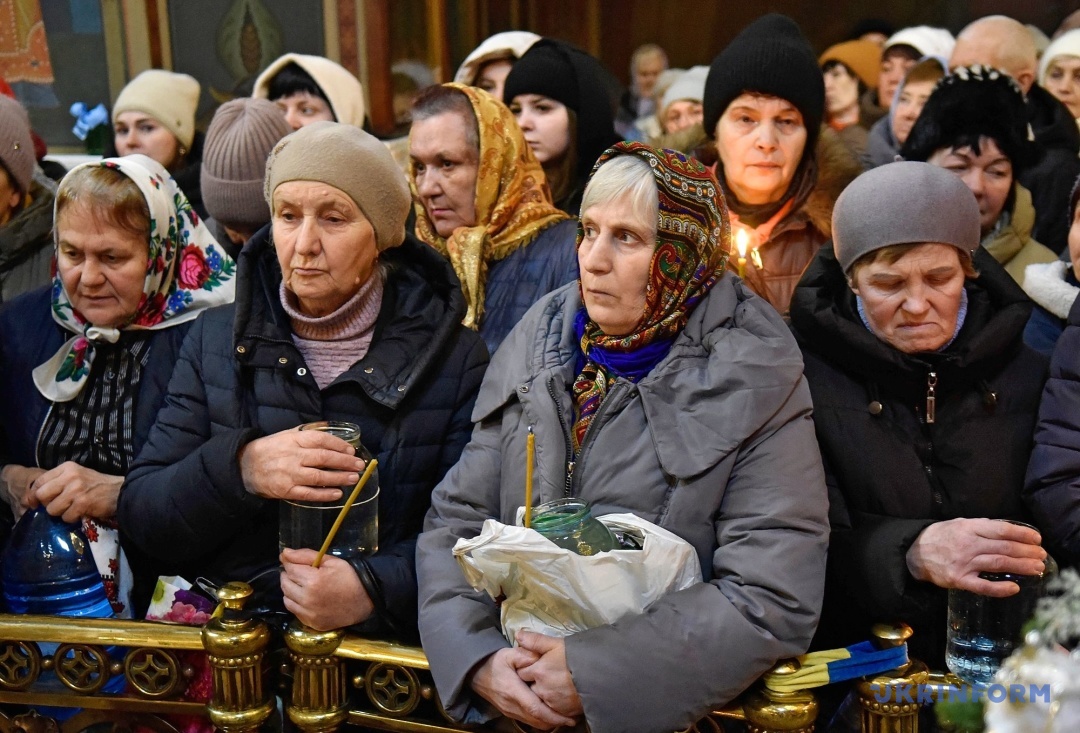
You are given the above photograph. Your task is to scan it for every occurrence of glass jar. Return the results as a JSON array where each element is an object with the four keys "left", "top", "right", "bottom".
[
  {"left": 278, "top": 421, "right": 379, "bottom": 559},
  {"left": 946, "top": 521, "right": 1058, "bottom": 685},
  {"left": 531, "top": 498, "right": 617, "bottom": 556}
]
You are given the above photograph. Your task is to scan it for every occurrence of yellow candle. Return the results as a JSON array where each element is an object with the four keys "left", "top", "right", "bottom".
[
  {"left": 524, "top": 429, "right": 535, "bottom": 528},
  {"left": 735, "top": 229, "right": 749, "bottom": 279}
]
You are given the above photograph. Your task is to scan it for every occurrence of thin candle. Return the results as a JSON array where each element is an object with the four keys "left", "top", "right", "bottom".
[
  {"left": 524, "top": 429, "right": 535, "bottom": 528},
  {"left": 312, "top": 458, "right": 379, "bottom": 568}
]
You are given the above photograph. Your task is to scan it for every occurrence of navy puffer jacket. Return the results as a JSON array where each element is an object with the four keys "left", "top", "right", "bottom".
[
  {"left": 119, "top": 228, "right": 488, "bottom": 636},
  {"left": 476, "top": 218, "right": 579, "bottom": 356}
]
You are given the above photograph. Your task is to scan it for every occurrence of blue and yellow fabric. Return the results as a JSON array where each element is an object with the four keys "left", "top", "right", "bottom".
[{"left": 763, "top": 641, "right": 909, "bottom": 692}]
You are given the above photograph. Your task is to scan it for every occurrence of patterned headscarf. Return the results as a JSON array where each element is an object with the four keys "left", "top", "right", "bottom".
[
  {"left": 572, "top": 142, "right": 730, "bottom": 452},
  {"left": 411, "top": 83, "right": 568, "bottom": 329},
  {"left": 33, "top": 155, "right": 236, "bottom": 402}
]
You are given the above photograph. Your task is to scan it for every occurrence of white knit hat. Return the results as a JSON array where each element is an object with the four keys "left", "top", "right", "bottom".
[
  {"left": 660, "top": 66, "right": 709, "bottom": 117},
  {"left": 454, "top": 31, "right": 541, "bottom": 85},
  {"left": 112, "top": 70, "right": 200, "bottom": 149},
  {"left": 885, "top": 26, "right": 956, "bottom": 61},
  {"left": 1040, "top": 29, "right": 1080, "bottom": 87},
  {"left": 253, "top": 53, "right": 365, "bottom": 128}
]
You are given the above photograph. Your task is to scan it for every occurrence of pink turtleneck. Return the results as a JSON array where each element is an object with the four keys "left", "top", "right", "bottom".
[{"left": 279, "top": 275, "right": 384, "bottom": 389}]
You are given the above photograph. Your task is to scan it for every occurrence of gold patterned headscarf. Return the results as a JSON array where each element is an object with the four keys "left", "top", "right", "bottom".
[{"left": 410, "top": 83, "right": 569, "bottom": 329}]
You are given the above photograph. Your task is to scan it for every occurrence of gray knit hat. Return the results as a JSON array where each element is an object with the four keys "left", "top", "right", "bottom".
[
  {"left": 264, "top": 121, "right": 409, "bottom": 251},
  {"left": 832, "top": 161, "right": 980, "bottom": 273},
  {"left": 202, "top": 98, "right": 291, "bottom": 229},
  {"left": 0, "top": 95, "right": 35, "bottom": 194}
]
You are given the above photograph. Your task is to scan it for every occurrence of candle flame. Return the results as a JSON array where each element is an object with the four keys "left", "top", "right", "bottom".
[{"left": 735, "top": 228, "right": 749, "bottom": 258}]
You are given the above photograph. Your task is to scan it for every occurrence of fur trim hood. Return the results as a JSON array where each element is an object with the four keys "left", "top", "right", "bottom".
[{"left": 1023, "top": 259, "right": 1079, "bottom": 319}]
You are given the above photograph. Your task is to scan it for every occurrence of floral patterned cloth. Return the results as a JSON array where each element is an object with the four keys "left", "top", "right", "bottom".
[
  {"left": 410, "top": 83, "right": 568, "bottom": 329},
  {"left": 571, "top": 142, "right": 730, "bottom": 452},
  {"left": 32, "top": 154, "right": 235, "bottom": 402}
]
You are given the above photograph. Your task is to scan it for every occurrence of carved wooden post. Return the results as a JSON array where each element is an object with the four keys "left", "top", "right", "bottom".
[
  {"left": 742, "top": 660, "right": 819, "bottom": 733},
  {"left": 285, "top": 622, "right": 348, "bottom": 732},
  {"left": 201, "top": 581, "right": 274, "bottom": 733},
  {"left": 855, "top": 624, "right": 928, "bottom": 733}
]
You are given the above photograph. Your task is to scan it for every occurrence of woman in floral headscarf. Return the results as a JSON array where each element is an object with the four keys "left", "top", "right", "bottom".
[
  {"left": 0, "top": 154, "right": 235, "bottom": 616},
  {"left": 417, "top": 142, "right": 828, "bottom": 733},
  {"left": 409, "top": 82, "right": 578, "bottom": 355}
]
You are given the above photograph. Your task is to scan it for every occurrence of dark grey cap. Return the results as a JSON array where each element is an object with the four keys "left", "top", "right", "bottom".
[{"left": 832, "top": 161, "right": 980, "bottom": 273}]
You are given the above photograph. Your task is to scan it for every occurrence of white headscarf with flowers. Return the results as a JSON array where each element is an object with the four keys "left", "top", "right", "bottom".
[{"left": 32, "top": 154, "right": 236, "bottom": 402}]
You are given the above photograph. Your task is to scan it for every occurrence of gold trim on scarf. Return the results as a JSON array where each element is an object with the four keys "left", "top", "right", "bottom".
[{"left": 410, "top": 83, "right": 569, "bottom": 329}]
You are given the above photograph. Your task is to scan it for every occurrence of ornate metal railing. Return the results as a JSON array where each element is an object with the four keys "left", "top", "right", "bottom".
[{"left": 0, "top": 580, "right": 854, "bottom": 733}]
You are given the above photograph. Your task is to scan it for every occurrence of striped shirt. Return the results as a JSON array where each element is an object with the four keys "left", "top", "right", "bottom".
[{"left": 39, "top": 335, "right": 152, "bottom": 474}]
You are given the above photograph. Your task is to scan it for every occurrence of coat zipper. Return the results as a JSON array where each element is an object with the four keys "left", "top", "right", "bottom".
[
  {"left": 925, "top": 371, "right": 938, "bottom": 424},
  {"left": 546, "top": 378, "right": 575, "bottom": 496}
]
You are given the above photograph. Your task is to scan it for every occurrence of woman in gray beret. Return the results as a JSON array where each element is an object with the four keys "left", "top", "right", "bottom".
[
  {"left": 119, "top": 122, "right": 488, "bottom": 634},
  {"left": 789, "top": 161, "right": 1050, "bottom": 667}
]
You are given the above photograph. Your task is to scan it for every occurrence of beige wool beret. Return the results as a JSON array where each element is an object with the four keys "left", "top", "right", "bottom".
[{"left": 264, "top": 121, "right": 410, "bottom": 251}]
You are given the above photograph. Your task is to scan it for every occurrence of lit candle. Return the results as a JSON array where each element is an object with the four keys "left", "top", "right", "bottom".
[{"left": 735, "top": 228, "right": 749, "bottom": 279}]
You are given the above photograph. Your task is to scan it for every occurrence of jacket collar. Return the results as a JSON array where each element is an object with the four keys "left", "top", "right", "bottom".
[
  {"left": 791, "top": 245, "right": 1033, "bottom": 384},
  {"left": 477, "top": 276, "right": 808, "bottom": 478},
  {"left": 981, "top": 184, "right": 1035, "bottom": 266},
  {"left": 0, "top": 180, "right": 54, "bottom": 266},
  {"left": 232, "top": 225, "right": 468, "bottom": 409}
]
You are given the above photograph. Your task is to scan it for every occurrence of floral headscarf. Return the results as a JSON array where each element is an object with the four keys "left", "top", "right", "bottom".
[
  {"left": 411, "top": 83, "right": 568, "bottom": 329},
  {"left": 572, "top": 142, "right": 730, "bottom": 451},
  {"left": 33, "top": 155, "right": 236, "bottom": 402}
]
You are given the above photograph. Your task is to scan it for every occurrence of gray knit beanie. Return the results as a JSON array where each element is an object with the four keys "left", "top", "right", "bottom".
[
  {"left": 0, "top": 95, "right": 35, "bottom": 195},
  {"left": 832, "top": 161, "right": 980, "bottom": 273},
  {"left": 264, "top": 121, "right": 409, "bottom": 251},
  {"left": 202, "top": 98, "right": 291, "bottom": 229}
]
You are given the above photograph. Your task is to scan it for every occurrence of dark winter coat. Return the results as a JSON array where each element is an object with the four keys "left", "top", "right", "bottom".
[
  {"left": 0, "top": 287, "right": 191, "bottom": 593},
  {"left": 1025, "top": 295, "right": 1080, "bottom": 569},
  {"left": 1022, "top": 259, "right": 1078, "bottom": 358},
  {"left": 478, "top": 218, "right": 578, "bottom": 355},
  {"left": 119, "top": 230, "right": 488, "bottom": 636},
  {"left": 790, "top": 246, "right": 1048, "bottom": 666},
  {"left": 1021, "top": 84, "right": 1080, "bottom": 254}
]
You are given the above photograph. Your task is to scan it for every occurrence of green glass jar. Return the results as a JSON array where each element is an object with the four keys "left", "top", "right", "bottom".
[{"left": 531, "top": 498, "right": 617, "bottom": 556}]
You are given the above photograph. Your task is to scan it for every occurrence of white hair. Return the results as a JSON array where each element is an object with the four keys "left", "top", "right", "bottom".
[{"left": 579, "top": 155, "right": 658, "bottom": 232}]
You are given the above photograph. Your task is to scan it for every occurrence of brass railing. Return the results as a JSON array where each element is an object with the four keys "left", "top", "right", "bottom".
[{"left": 0, "top": 580, "right": 902, "bottom": 733}]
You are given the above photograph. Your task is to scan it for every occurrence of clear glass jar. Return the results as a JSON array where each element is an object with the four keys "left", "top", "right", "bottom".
[
  {"left": 946, "top": 520, "right": 1058, "bottom": 685},
  {"left": 278, "top": 421, "right": 379, "bottom": 559},
  {"left": 531, "top": 498, "right": 617, "bottom": 556}
]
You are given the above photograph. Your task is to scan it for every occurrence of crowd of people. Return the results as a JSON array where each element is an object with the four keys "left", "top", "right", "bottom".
[{"left": 2, "top": 9, "right": 1080, "bottom": 733}]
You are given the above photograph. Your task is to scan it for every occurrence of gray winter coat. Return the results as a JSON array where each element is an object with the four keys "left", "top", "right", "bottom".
[{"left": 416, "top": 276, "right": 829, "bottom": 733}]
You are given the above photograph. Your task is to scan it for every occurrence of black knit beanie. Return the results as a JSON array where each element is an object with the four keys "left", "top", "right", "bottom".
[
  {"left": 703, "top": 14, "right": 825, "bottom": 147},
  {"left": 503, "top": 38, "right": 620, "bottom": 180},
  {"left": 900, "top": 64, "right": 1039, "bottom": 173}
]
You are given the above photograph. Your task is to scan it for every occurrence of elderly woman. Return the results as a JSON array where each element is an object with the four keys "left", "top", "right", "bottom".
[
  {"left": 253, "top": 53, "right": 366, "bottom": 130},
  {"left": 790, "top": 161, "right": 1050, "bottom": 665},
  {"left": 901, "top": 65, "right": 1057, "bottom": 282},
  {"left": 1040, "top": 29, "right": 1080, "bottom": 129},
  {"left": 503, "top": 39, "right": 621, "bottom": 215},
  {"left": 417, "top": 142, "right": 828, "bottom": 733},
  {"left": 454, "top": 31, "right": 540, "bottom": 103},
  {"left": 0, "top": 155, "right": 235, "bottom": 616},
  {"left": 409, "top": 83, "right": 578, "bottom": 355},
  {"left": 703, "top": 14, "right": 860, "bottom": 316},
  {"left": 119, "top": 122, "right": 487, "bottom": 634},
  {"left": 111, "top": 70, "right": 206, "bottom": 220}
]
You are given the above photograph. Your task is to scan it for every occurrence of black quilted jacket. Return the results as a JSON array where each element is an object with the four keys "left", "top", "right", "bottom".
[{"left": 119, "top": 228, "right": 488, "bottom": 635}]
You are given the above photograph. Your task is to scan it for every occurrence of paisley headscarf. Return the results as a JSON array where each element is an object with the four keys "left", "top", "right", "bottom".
[
  {"left": 411, "top": 83, "right": 569, "bottom": 329},
  {"left": 33, "top": 155, "right": 236, "bottom": 402},
  {"left": 571, "top": 142, "right": 730, "bottom": 452}
]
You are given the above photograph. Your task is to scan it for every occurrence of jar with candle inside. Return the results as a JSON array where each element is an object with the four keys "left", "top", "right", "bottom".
[{"left": 278, "top": 421, "right": 380, "bottom": 559}]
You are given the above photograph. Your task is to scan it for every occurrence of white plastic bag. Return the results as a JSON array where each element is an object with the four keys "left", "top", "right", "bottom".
[{"left": 453, "top": 512, "right": 702, "bottom": 641}]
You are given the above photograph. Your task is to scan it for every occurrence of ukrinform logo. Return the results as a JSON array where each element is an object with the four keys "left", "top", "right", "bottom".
[{"left": 871, "top": 683, "right": 1052, "bottom": 705}]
